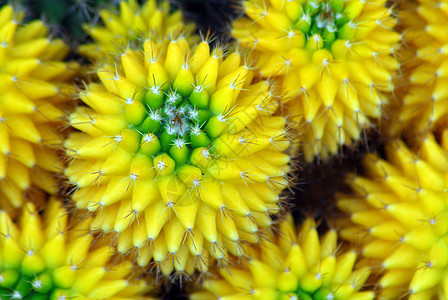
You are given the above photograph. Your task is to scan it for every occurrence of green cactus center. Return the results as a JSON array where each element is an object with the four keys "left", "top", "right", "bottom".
[
  {"left": 294, "top": 0, "right": 350, "bottom": 49},
  {"left": 125, "top": 83, "right": 220, "bottom": 169},
  {"left": 280, "top": 286, "right": 334, "bottom": 300},
  {"left": 0, "top": 267, "right": 71, "bottom": 300}
]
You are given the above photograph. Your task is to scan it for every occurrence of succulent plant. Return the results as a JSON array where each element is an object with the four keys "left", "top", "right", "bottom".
[
  {"left": 65, "top": 33, "right": 291, "bottom": 277},
  {"left": 392, "top": 0, "right": 448, "bottom": 137},
  {"left": 0, "top": 4, "right": 78, "bottom": 210},
  {"left": 338, "top": 132, "right": 448, "bottom": 299},
  {"left": 79, "top": 0, "right": 195, "bottom": 61},
  {"left": 0, "top": 197, "right": 154, "bottom": 299},
  {"left": 191, "top": 214, "right": 373, "bottom": 300},
  {"left": 232, "top": 0, "right": 400, "bottom": 161}
]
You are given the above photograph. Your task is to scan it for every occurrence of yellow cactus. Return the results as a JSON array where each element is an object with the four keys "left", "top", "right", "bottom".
[
  {"left": 0, "top": 197, "right": 154, "bottom": 299},
  {"left": 0, "top": 5, "right": 78, "bottom": 209},
  {"left": 191, "top": 215, "right": 373, "bottom": 300},
  {"left": 232, "top": 0, "right": 400, "bottom": 161},
  {"left": 393, "top": 0, "right": 448, "bottom": 136},
  {"left": 79, "top": 0, "right": 195, "bottom": 61},
  {"left": 65, "top": 36, "right": 291, "bottom": 276},
  {"left": 337, "top": 132, "right": 448, "bottom": 299}
]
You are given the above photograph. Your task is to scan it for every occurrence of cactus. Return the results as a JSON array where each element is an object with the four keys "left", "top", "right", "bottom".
[
  {"left": 65, "top": 32, "right": 291, "bottom": 277},
  {"left": 191, "top": 214, "right": 373, "bottom": 300},
  {"left": 0, "top": 4, "right": 78, "bottom": 210},
  {"left": 79, "top": 0, "right": 195, "bottom": 61},
  {"left": 232, "top": 0, "right": 400, "bottom": 161},
  {"left": 337, "top": 132, "right": 448, "bottom": 299},
  {"left": 0, "top": 197, "right": 154, "bottom": 299},
  {"left": 392, "top": 0, "right": 448, "bottom": 137}
]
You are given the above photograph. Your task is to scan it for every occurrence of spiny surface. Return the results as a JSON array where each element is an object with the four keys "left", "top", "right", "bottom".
[
  {"left": 0, "top": 5, "right": 78, "bottom": 210},
  {"left": 0, "top": 198, "right": 154, "bottom": 300},
  {"left": 79, "top": 0, "right": 194, "bottom": 61},
  {"left": 191, "top": 215, "right": 373, "bottom": 300},
  {"left": 338, "top": 132, "right": 448, "bottom": 299},
  {"left": 232, "top": 0, "right": 399, "bottom": 161},
  {"left": 65, "top": 37, "right": 291, "bottom": 277},
  {"left": 393, "top": 0, "right": 448, "bottom": 136}
]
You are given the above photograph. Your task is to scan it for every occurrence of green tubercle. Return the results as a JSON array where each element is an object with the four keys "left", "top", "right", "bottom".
[
  {"left": 0, "top": 265, "right": 67, "bottom": 300},
  {"left": 280, "top": 286, "right": 336, "bottom": 300},
  {"left": 292, "top": 0, "right": 351, "bottom": 50},
  {"left": 123, "top": 83, "right": 221, "bottom": 171}
]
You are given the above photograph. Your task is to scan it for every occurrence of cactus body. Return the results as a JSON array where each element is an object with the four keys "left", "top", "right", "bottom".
[{"left": 65, "top": 36, "right": 291, "bottom": 276}]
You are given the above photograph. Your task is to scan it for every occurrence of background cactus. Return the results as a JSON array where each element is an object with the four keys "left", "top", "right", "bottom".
[
  {"left": 0, "top": 0, "right": 119, "bottom": 39},
  {"left": 0, "top": 4, "right": 78, "bottom": 211},
  {"left": 391, "top": 0, "right": 448, "bottom": 138},
  {"left": 0, "top": 197, "right": 154, "bottom": 299},
  {"left": 192, "top": 214, "right": 373, "bottom": 300},
  {"left": 232, "top": 0, "right": 400, "bottom": 161},
  {"left": 79, "top": 0, "right": 195, "bottom": 60},
  {"left": 337, "top": 132, "right": 448, "bottom": 299}
]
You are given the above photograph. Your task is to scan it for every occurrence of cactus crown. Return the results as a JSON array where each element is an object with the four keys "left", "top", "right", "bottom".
[
  {"left": 114, "top": 42, "right": 245, "bottom": 177},
  {"left": 293, "top": 0, "right": 348, "bottom": 49},
  {"left": 293, "top": 287, "right": 335, "bottom": 300},
  {"left": 0, "top": 269, "right": 65, "bottom": 300},
  {"left": 126, "top": 71, "right": 218, "bottom": 169}
]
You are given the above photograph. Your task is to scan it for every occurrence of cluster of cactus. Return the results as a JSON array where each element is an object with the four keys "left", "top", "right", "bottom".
[{"left": 0, "top": 0, "right": 447, "bottom": 299}]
